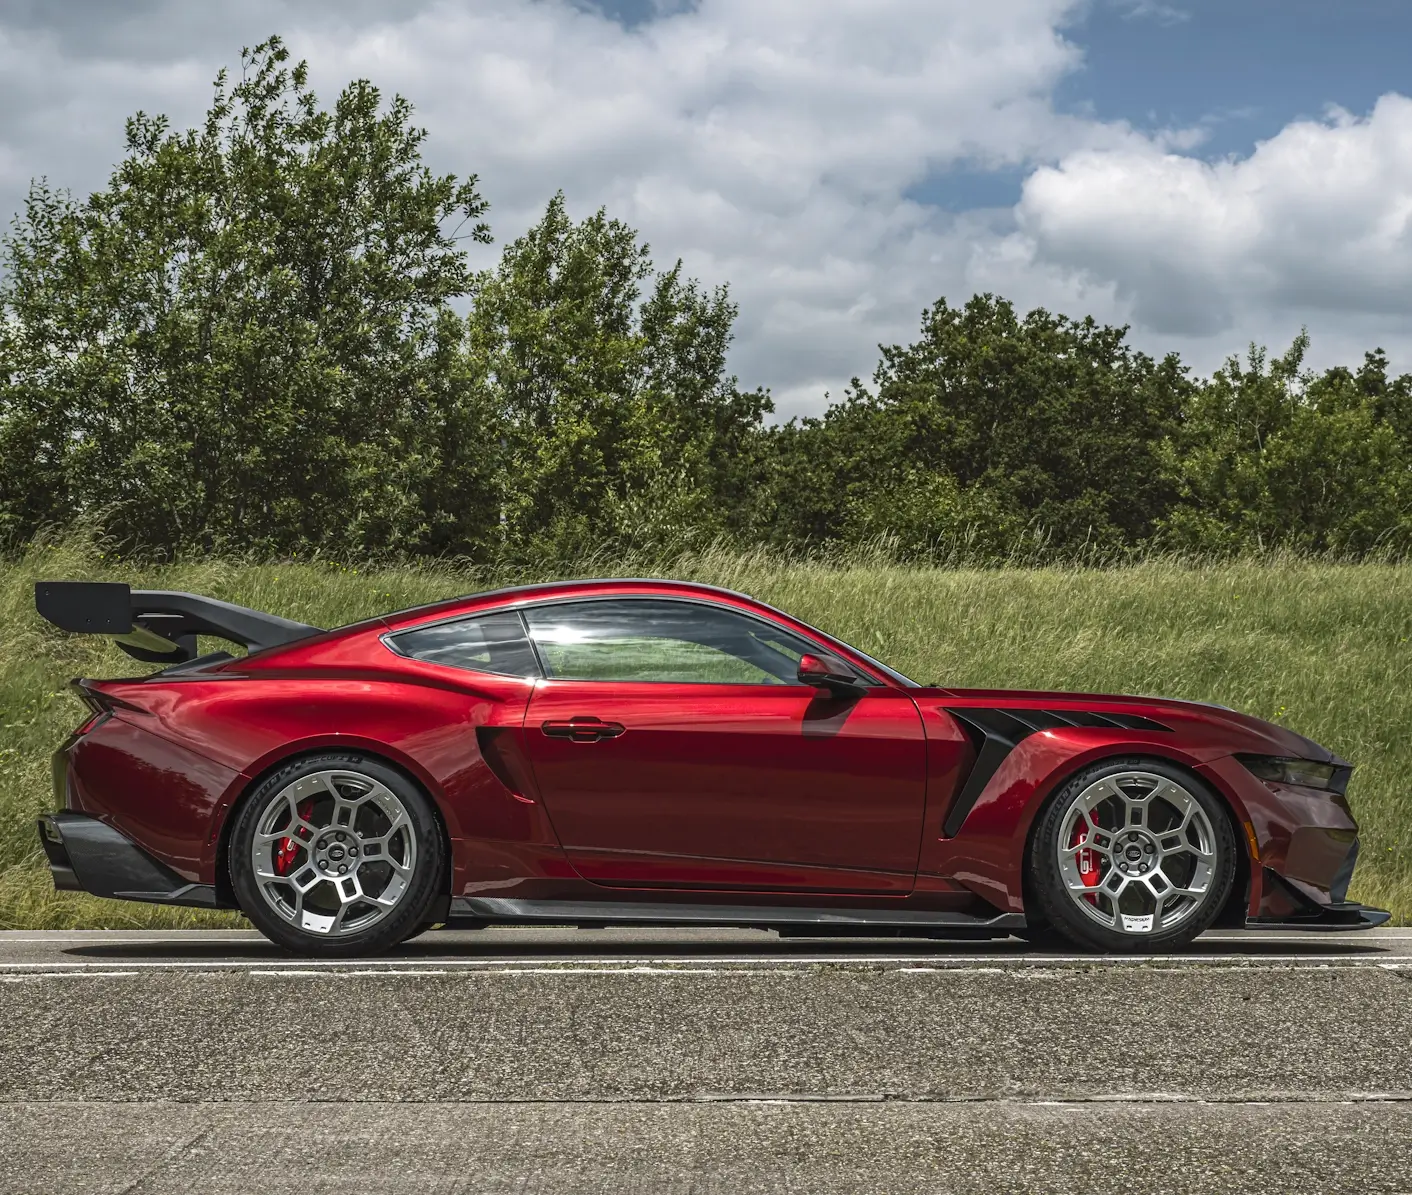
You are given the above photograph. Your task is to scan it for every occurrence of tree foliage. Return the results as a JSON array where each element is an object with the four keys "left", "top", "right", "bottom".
[
  {"left": 750, "top": 296, "right": 1190, "bottom": 557},
  {"left": 459, "top": 195, "right": 766, "bottom": 558},
  {"left": 1159, "top": 339, "right": 1412, "bottom": 555},
  {"left": 2, "top": 39, "right": 1411, "bottom": 564},
  {"left": 0, "top": 37, "right": 488, "bottom": 554}
]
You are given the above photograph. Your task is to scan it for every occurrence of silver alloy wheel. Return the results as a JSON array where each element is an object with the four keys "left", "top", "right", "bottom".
[
  {"left": 250, "top": 769, "right": 418, "bottom": 937},
  {"left": 1056, "top": 770, "right": 1217, "bottom": 936}
]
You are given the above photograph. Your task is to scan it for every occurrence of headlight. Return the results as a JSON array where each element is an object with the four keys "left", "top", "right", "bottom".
[{"left": 1240, "top": 755, "right": 1350, "bottom": 794}]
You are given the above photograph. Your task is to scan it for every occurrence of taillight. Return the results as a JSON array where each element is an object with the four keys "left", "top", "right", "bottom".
[
  {"left": 74, "top": 710, "right": 111, "bottom": 736},
  {"left": 70, "top": 678, "right": 115, "bottom": 735}
]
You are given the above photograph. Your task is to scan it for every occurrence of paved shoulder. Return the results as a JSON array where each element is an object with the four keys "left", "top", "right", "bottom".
[
  {"left": 4, "top": 1102, "right": 1412, "bottom": 1194},
  {"left": 3, "top": 928, "right": 1410, "bottom": 1193}
]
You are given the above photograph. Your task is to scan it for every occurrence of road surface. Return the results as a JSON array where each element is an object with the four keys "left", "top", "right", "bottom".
[{"left": 2, "top": 926, "right": 1410, "bottom": 1192}]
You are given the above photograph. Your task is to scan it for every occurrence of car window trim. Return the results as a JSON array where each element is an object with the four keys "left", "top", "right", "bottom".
[
  {"left": 380, "top": 609, "right": 545, "bottom": 680},
  {"left": 384, "top": 594, "right": 892, "bottom": 688}
]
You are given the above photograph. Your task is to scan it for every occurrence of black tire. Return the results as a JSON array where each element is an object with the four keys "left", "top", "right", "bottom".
[
  {"left": 1028, "top": 756, "right": 1236, "bottom": 953},
  {"left": 229, "top": 752, "right": 447, "bottom": 958}
]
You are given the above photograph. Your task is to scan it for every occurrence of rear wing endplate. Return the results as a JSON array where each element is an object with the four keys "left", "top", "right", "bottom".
[{"left": 35, "top": 581, "right": 322, "bottom": 665}]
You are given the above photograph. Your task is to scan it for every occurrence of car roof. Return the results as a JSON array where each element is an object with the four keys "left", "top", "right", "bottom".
[{"left": 379, "top": 578, "right": 761, "bottom": 631}]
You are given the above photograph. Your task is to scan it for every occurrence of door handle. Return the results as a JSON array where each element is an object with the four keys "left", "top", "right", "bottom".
[{"left": 540, "top": 716, "right": 626, "bottom": 743}]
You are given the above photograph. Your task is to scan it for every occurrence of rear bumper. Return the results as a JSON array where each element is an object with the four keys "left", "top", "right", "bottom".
[{"left": 37, "top": 813, "right": 226, "bottom": 909}]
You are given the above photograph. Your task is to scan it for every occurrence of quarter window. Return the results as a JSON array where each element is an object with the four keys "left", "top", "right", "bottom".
[
  {"left": 391, "top": 610, "right": 540, "bottom": 678},
  {"left": 522, "top": 599, "right": 819, "bottom": 685}
]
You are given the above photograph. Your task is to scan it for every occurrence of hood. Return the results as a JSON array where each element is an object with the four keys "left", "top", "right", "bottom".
[{"left": 918, "top": 686, "right": 1341, "bottom": 764}]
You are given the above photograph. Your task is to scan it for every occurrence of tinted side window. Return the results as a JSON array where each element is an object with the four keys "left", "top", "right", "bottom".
[
  {"left": 391, "top": 611, "right": 540, "bottom": 678},
  {"left": 522, "top": 599, "right": 817, "bottom": 684}
]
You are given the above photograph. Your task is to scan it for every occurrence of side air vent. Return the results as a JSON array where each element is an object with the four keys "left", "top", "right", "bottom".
[
  {"left": 940, "top": 707, "right": 1172, "bottom": 837},
  {"left": 1001, "top": 709, "right": 1172, "bottom": 734}
]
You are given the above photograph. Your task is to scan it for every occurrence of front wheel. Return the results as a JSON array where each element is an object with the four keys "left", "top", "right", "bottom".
[
  {"left": 230, "top": 753, "right": 446, "bottom": 957},
  {"left": 1028, "top": 757, "right": 1236, "bottom": 953}
]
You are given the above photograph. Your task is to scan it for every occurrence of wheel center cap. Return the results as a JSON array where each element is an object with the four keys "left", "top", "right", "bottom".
[
  {"left": 311, "top": 834, "right": 360, "bottom": 875},
  {"left": 1115, "top": 831, "right": 1156, "bottom": 875}
]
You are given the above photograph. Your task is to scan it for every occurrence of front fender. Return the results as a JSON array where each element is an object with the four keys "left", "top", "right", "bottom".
[{"left": 925, "top": 728, "right": 1249, "bottom": 913}]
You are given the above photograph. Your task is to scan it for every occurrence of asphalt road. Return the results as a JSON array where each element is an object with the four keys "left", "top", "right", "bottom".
[{"left": 2, "top": 926, "right": 1411, "bottom": 1193}]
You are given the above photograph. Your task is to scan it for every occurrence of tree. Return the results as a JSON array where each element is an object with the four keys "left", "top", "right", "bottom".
[
  {"left": 752, "top": 295, "right": 1190, "bottom": 559},
  {"left": 1160, "top": 337, "right": 1412, "bottom": 555},
  {"left": 462, "top": 194, "right": 767, "bottom": 558},
  {"left": 0, "top": 36, "right": 489, "bottom": 555}
]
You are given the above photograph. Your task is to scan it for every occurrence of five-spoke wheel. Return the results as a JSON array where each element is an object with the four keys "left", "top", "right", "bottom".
[
  {"left": 230, "top": 754, "right": 444, "bottom": 956},
  {"left": 1029, "top": 758, "right": 1236, "bottom": 951}
]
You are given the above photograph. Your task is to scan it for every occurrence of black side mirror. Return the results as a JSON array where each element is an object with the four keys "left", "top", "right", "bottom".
[{"left": 797, "top": 652, "right": 867, "bottom": 698}]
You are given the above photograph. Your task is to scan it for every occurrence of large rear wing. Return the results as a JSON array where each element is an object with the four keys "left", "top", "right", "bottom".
[{"left": 35, "top": 581, "right": 322, "bottom": 665}]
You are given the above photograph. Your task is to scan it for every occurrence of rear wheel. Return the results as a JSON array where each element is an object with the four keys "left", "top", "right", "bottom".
[
  {"left": 230, "top": 753, "right": 446, "bottom": 957},
  {"left": 1028, "top": 757, "right": 1236, "bottom": 953}
]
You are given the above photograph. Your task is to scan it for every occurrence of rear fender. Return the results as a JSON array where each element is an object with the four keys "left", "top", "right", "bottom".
[{"left": 211, "top": 738, "right": 458, "bottom": 910}]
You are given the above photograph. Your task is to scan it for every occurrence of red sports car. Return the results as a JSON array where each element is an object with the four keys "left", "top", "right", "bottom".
[{"left": 35, "top": 578, "right": 1387, "bottom": 956}]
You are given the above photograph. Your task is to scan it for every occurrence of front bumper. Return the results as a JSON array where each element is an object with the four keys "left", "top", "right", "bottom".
[
  {"left": 1202, "top": 758, "right": 1392, "bottom": 931},
  {"left": 1245, "top": 860, "right": 1390, "bottom": 930},
  {"left": 38, "top": 813, "right": 224, "bottom": 909},
  {"left": 1246, "top": 901, "right": 1391, "bottom": 931}
]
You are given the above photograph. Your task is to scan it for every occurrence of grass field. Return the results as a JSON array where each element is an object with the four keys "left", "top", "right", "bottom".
[{"left": 1, "top": 537, "right": 1408, "bottom": 928}]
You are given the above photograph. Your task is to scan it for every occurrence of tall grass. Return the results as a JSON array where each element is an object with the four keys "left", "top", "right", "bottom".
[{"left": 1, "top": 535, "right": 1408, "bottom": 927}]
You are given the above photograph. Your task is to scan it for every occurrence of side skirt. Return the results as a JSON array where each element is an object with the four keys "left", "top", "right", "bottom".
[{"left": 450, "top": 896, "right": 1025, "bottom": 936}]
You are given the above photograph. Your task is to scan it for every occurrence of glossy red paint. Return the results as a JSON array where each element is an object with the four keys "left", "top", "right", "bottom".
[
  {"left": 63, "top": 717, "right": 240, "bottom": 883},
  {"left": 49, "top": 578, "right": 1371, "bottom": 924},
  {"left": 523, "top": 680, "right": 926, "bottom": 893}
]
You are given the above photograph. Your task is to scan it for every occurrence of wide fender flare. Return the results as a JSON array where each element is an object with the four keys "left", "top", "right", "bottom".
[
  {"left": 935, "top": 731, "right": 1255, "bottom": 913},
  {"left": 204, "top": 732, "right": 468, "bottom": 880}
]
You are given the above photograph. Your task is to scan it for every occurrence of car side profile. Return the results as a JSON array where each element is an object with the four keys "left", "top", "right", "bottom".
[{"left": 35, "top": 577, "right": 1387, "bottom": 956}]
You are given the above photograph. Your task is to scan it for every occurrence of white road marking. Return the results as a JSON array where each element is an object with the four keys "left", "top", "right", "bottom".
[
  {"left": 0, "top": 931, "right": 1406, "bottom": 943},
  {"left": 0, "top": 954, "right": 1408, "bottom": 976}
]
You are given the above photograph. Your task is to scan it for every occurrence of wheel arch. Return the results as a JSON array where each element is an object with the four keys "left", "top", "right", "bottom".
[
  {"left": 1017, "top": 749, "right": 1252, "bottom": 929},
  {"left": 213, "top": 741, "right": 456, "bottom": 911}
]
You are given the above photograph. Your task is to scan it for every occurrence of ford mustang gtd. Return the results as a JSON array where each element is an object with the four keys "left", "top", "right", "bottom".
[{"left": 35, "top": 578, "right": 1387, "bottom": 956}]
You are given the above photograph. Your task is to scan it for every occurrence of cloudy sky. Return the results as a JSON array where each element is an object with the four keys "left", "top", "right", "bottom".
[{"left": 1, "top": 0, "right": 1410, "bottom": 417}]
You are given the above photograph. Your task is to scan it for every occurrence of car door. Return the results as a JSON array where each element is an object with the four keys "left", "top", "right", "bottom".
[{"left": 518, "top": 597, "right": 927, "bottom": 894}]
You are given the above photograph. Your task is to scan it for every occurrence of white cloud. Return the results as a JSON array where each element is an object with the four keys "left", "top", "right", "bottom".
[
  {"left": 1014, "top": 94, "right": 1412, "bottom": 341},
  {"left": 1, "top": 0, "right": 1411, "bottom": 413},
  {"left": 303, "top": 0, "right": 1104, "bottom": 413}
]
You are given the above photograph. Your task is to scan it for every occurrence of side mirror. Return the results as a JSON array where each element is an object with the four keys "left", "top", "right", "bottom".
[{"left": 797, "top": 652, "right": 867, "bottom": 698}]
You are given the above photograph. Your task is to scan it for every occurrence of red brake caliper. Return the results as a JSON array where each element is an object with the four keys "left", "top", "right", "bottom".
[
  {"left": 1071, "top": 814, "right": 1103, "bottom": 905},
  {"left": 274, "top": 799, "right": 314, "bottom": 876}
]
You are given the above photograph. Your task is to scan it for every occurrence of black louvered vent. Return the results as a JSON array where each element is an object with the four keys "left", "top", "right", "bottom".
[{"left": 940, "top": 707, "right": 1172, "bottom": 837}]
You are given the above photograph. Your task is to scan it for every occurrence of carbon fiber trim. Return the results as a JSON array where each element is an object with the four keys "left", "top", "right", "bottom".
[
  {"left": 36, "top": 813, "right": 229, "bottom": 909},
  {"left": 942, "top": 709, "right": 1032, "bottom": 838},
  {"left": 940, "top": 707, "right": 1173, "bottom": 837},
  {"left": 1329, "top": 837, "right": 1360, "bottom": 905},
  {"left": 451, "top": 896, "right": 1025, "bottom": 931}
]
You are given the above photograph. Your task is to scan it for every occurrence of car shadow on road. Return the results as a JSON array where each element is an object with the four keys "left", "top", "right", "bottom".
[{"left": 59, "top": 933, "right": 1392, "bottom": 961}]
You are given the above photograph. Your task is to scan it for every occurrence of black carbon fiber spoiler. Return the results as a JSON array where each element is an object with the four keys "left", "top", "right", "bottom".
[{"left": 35, "top": 581, "right": 322, "bottom": 665}]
